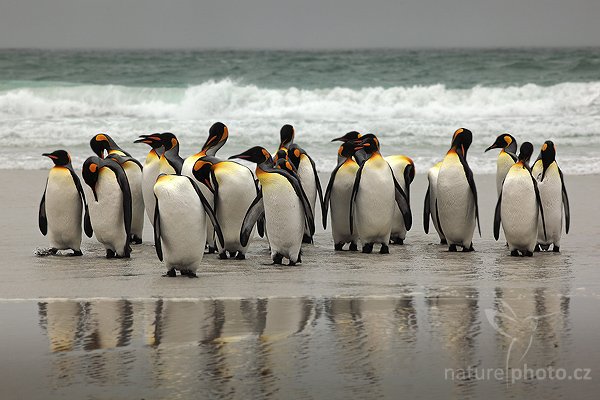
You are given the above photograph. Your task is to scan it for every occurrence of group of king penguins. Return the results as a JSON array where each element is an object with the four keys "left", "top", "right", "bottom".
[{"left": 38, "top": 125, "right": 570, "bottom": 277}]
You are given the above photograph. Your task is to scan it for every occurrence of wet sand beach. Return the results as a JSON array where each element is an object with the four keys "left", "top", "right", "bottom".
[{"left": 0, "top": 169, "right": 599, "bottom": 399}]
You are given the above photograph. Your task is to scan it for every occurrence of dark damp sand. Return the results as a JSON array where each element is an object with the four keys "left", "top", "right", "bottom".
[{"left": 0, "top": 169, "right": 599, "bottom": 399}]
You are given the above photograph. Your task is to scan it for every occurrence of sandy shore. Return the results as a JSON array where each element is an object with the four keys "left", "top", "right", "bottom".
[{"left": 0, "top": 169, "right": 599, "bottom": 399}]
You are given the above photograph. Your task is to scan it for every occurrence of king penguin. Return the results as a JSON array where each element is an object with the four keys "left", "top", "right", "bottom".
[
  {"left": 423, "top": 162, "right": 446, "bottom": 244},
  {"left": 39, "top": 150, "right": 93, "bottom": 255},
  {"left": 134, "top": 134, "right": 164, "bottom": 227},
  {"left": 82, "top": 157, "right": 132, "bottom": 258},
  {"left": 230, "top": 147, "right": 314, "bottom": 265},
  {"left": 436, "top": 128, "right": 480, "bottom": 252},
  {"left": 91, "top": 133, "right": 145, "bottom": 244},
  {"left": 384, "top": 154, "right": 415, "bottom": 245},
  {"left": 350, "top": 134, "right": 411, "bottom": 254},
  {"left": 533, "top": 141, "right": 570, "bottom": 252},
  {"left": 323, "top": 141, "right": 360, "bottom": 251},
  {"left": 157, "top": 133, "right": 184, "bottom": 175},
  {"left": 153, "top": 173, "right": 224, "bottom": 277},
  {"left": 494, "top": 142, "right": 547, "bottom": 256},
  {"left": 485, "top": 133, "right": 518, "bottom": 196}
]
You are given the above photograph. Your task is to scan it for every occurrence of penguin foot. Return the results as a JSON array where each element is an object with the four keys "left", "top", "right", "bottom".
[
  {"left": 362, "top": 243, "right": 373, "bottom": 254},
  {"left": 272, "top": 253, "right": 284, "bottom": 265},
  {"left": 334, "top": 243, "right": 344, "bottom": 251},
  {"left": 106, "top": 249, "right": 116, "bottom": 259},
  {"left": 162, "top": 268, "right": 177, "bottom": 277},
  {"left": 288, "top": 260, "right": 297, "bottom": 266},
  {"left": 541, "top": 244, "right": 551, "bottom": 251},
  {"left": 302, "top": 234, "right": 313, "bottom": 244},
  {"left": 70, "top": 250, "right": 83, "bottom": 257},
  {"left": 510, "top": 250, "right": 520, "bottom": 257},
  {"left": 524, "top": 251, "right": 534, "bottom": 257},
  {"left": 553, "top": 246, "right": 560, "bottom": 253},
  {"left": 448, "top": 244, "right": 457, "bottom": 252},
  {"left": 235, "top": 252, "right": 246, "bottom": 260},
  {"left": 131, "top": 235, "right": 143, "bottom": 245},
  {"left": 219, "top": 252, "right": 228, "bottom": 260},
  {"left": 440, "top": 239, "right": 447, "bottom": 245},
  {"left": 206, "top": 246, "right": 216, "bottom": 254},
  {"left": 297, "top": 253, "right": 302, "bottom": 263},
  {"left": 535, "top": 244, "right": 541, "bottom": 252},
  {"left": 49, "top": 248, "right": 58, "bottom": 255},
  {"left": 349, "top": 242, "right": 358, "bottom": 251},
  {"left": 390, "top": 237, "right": 404, "bottom": 245},
  {"left": 462, "top": 244, "right": 474, "bottom": 252},
  {"left": 380, "top": 244, "right": 389, "bottom": 254},
  {"left": 181, "top": 270, "right": 198, "bottom": 278}
]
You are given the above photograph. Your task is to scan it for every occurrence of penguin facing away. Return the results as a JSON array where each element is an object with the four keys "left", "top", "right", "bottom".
[
  {"left": 158, "top": 133, "right": 184, "bottom": 175},
  {"left": 82, "top": 157, "right": 132, "bottom": 258},
  {"left": 533, "top": 141, "right": 570, "bottom": 252},
  {"left": 39, "top": 150, "right": 93, "bottom": 255},
  {"left": 423, "top": 162, "right": 446, "bottom": 244},
  {"left": 90, "top": 133, "right": 133, "bottom": 158},
  {"left": 230, "top": 146, "right": 315, "bottom": 266},
  {"left": 134, "top": 134, "right": 164, "bottom": 227},
  {"left": 384, "top": 154, "right": 415, "bottom": 245},
  {"left": 350, "top": 134, "right": 412, "bottom": 254},
  {"left": 153, "top": 173, "right": 224, "bottom": 277},
  {"left": 436, "top": 128, "right": 480, "bottom": 252},
  {"left": 485, "top": 133, "right": 518, "bottom": 196},
  {"left": 494, "top": 142, "right": 547, "bottom": 256},
  {"left": 323, "top": 141, "right": 360, "bottom": 251}
]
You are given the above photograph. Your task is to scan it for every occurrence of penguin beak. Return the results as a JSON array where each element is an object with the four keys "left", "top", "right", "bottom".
[
  {"left": 484, "top": 144, "right": 498, "bottom": 152},
  {"left": 42, "top": 153, "right": 58, "bottom": 160},
  {"left": 331, "top": 136, "right": 346, "bottom": 142},
  {"left": 229, "top": 154, "right": 248, "bottom": 160}
]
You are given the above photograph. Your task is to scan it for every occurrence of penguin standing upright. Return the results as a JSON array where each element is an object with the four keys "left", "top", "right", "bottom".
[
  {"left": 157, "top": 133, "right": 184, "bottom": 175},
  {"left": 153, "top": 174, "right": 224, "bottom": 277},
  {"left": 134, "top": 134, "right": 163, "bottom": 226},
  {"left": 287, "top": 143, "right": 323, "bottom": 243},
  {"left": 485, "top": 134, "right": 518, "bottom": 196},
  {"left": 423, "top": 162, "right": 446, "bottom": 244},
  {"left": 350, "top": 134, "right": 411, "bottom": 254},
  {"left": 533, "top": 141, "right": 570, "bottom": 252},
  {"left": 39, "top": 150, "right": 93, "bottom": 255},
  {"left": 323, "top": 141, "right": 360, "bottom": 251},
  {"left": 82, "top": 157, "right": 132, "bottom": 258},
  {"left": 230, "top": 147, "right": 314, "bottom": 265},
  {"left": 181, "top": 122, "right": 229, "bottom": 176},
  {"left": 494, "top": 142, "right": 547, "bottom": 256},
  {"left": 384, "top": 155, "right": 415, "bottom": 245},
  {"left": 91, "top": 133, "right": 144, "bottom": 244},
  {"left": 436, "top": 128, "right": 480, "bottom": 252}
]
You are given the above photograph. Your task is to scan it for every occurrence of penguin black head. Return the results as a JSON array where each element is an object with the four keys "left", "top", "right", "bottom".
[
  {"left": 338, "top": 141, "right": 358, "bottom": 158},
  {"left": 485, "top": 133, "right": 517, "bottom": 154},
  {"left": 539, "top": 140, "right": 556, "bottom": 180},
  {"left": 517, "top": 141, "right": 534, "bottom": 166},
  {"left": 450, "top": 128, "right": 473, "bottom": 157},
  {"left": 82, "top": 156, "right": 101, "bottom": 200},
  {"left": 274, "top": 149, "right": 288, "bottom": 163},
  {"left": 287, "top": 144, "right": 305, "bottom": 169},
  {"left": 90, "top": 133, "right": 120, "bottom": 158},
  {"left": 275, "top": 157, "right": 297, "bottom": 174},
  {"left": 332, "top": 131, "right": 362, "bottom": 143},
  {"left": 279, "top": 125, "right": 295, "bottom": 149},
  {"left": 42, "top": 150, "right": 71, "bottom": 167},
  {"left": 192, "top": 158, "right": 215, "bottom": 191},
  {"left": 201, "top": 122, "right": 229, "bottom": 156},
  {"left": 229, "top": 146, "right": 273, "bottom": 165},
  {"left": 160, "top": 133, "right": 179, "bottom": 151},
  {"left": 355, "top": 134, "right": 380, "bottom": 155},
  {"left": 134, "top": 134, "right": 163, "bottom": 150}
]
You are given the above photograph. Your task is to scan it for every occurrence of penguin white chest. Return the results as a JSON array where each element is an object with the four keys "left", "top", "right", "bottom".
[
  {"left": 123, "top": 161, "right": 144, "bottom": 238},
  {"left": 501, "top": 166, "right": 538, "bottom": 252},
  {"left": 88, "top": 168, "right": 127, "bottom": 253},
  {"left": 142, "top": 155, "right": 161, "bottom": 226},
  {"left": 45, "top": 168, "right": 82, "bottom": 250},
  {"left": 496, "top": 151, "right": 516, "bottom": 196},
  {"left": 536, "top": 163, "right": 563, "bottom": 246},
  {"left": 330, "top": 162, "right": 358, "bottom": 243}
]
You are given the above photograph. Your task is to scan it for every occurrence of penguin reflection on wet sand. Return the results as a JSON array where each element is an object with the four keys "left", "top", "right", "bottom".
[
  {"left": 494, "top": 142, "right": 547, "bottom": 257},
  {"left": 39, "top": 150, "right": 93, "bottom": 256},
  {"left": 485, "top": 133, "right": 518, "bottom": 196},
  {"left": 82, "top": 157, "right": 132, "bottom": 259},
  {"left": 350, "top": 134, "right": 411, "bottom": 254},
  {"left": 436, "top": 128, "right": 480, "bottom": 252},
  {"left": 230, "top": 147, "right": 314, "bottom": 265},
  {"left": 532, "top": 141, "right": 570, "bottom": 252}
]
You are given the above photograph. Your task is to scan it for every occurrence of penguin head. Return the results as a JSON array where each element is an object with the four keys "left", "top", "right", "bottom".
[
  {"left": 192, "top": 159, "right": 215, "bottom": 191},
  {"left": 279, "top": 125, "right": 295, "bottom": 150},
  {"left": 42, "top": 150, "right": 71, "bottom": 167},
  {"left": 201, "top": 122, "right": 229, "bottom": 157},
  {"left": 274, "top": 149, "right": 288, "bottom": 163},
  {"left": 355, "top": 134, "right": 380, "bottom": 155},
  {"left": 539, "top": 140, "right": 556, "bottom": 180},
  {"left": 485, "top": 133, "right": 516, "bottom": 153},
  {"left": 90, "top": 133, "right": 119, "bottom": 158},
  {"left": 160, "top": 133, "right": 179, "bottom": 152},
  {"left": 229, "top": 146, "right": 273, "bottom": 165},
  {"left": 275, "top": 157, "right": 297, "bottom": 174},
  {"left": 82, "top": 156, "right": 101, "bottom": 200},
  {"left": 332, "top": 131, "right": 362, "bottom": 143},
  {"left": 450, "top": 128, "right": 473, "bottom": 157},
  {"left": 517, "top": 142, "right": 534, "bottom": 167},
  {"left": 134, "top": 134, "right": 164, "bottom": 151},
  {"left": 287, "top": 144, "right": 305, "bottom": 169},
  {"left": 338, "top": 141, "right": 358, "bottom": 159}
]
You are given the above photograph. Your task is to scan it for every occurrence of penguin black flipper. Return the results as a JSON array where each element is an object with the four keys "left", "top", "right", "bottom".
[
  {"left": 210, "top": 169, "right": 219, "bottom": 217},
  {"left": 67, "top": 166, "right": 93, "bottom": 237},
  {"left": 493, "top": 191, "right": 502, "bottom": 241},
  {"left": 435, "top": 199, "right": 445, "bottom": 238},
  {"left": 184, "top": 176, "right": 225, "bottom": 249},
  {"left": 273, "top": 169, "right": 315, "bottom": 237},
  {"left": 104, "top": 160, "right": 132, "bottom": 256},
  {"left": 153, "top": 195, "right": 163, "bottom": 261},
  {"left": 240, "top": 191, "right": 264, "bottom": 247},
  {"left": 423, "top": 186, "right": 431, "bottom": 234},
  {"left": 403, "top": 163, "right": 415, "bottom": 203},
  {"left": 531, "top": 174, "right": 548, "bottom": 242},
  {"left": 558, "top": 167, "right": 570, "bottom": 234},
  {"left": 39, "top": 179, "right": 48, "bottom": 236},
  {"left": 457, "top": 151, "right": 481, "bottom": 237},
  {"left": 349, "top": 164, "right": 365, "bottom": 235},
  {"left": 390, "top": 166, "right": 412, "bottom": 231},
  {"left": 322, "top": 161, "right": 344, "bottom": 229},
  {"left": 307, "top": 153, "right": 324, "bottom": 215}
]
